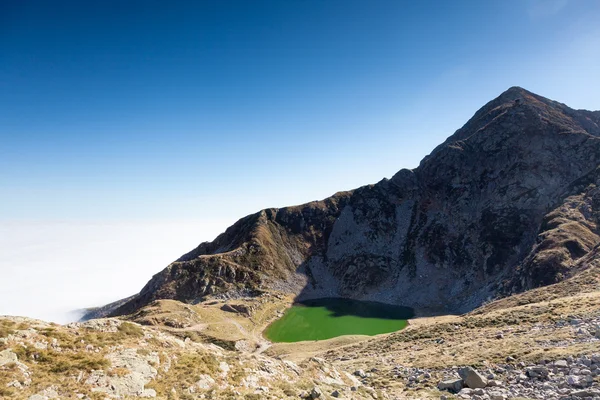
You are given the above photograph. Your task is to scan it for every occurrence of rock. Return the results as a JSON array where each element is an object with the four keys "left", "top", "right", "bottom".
[
  {"left": 194, "top": 374, "right": 216, "bottom": 390},
  {"left": 141, "top": 388, "right": 156, "bottom": 398},
  {"left": 219, "top": 361, "right": 230, "bottom": 377},
  {"left": 7, "top": 380, "right": 22, "bottom": 389},
  {"left": 220, "top": 303, "right": 252, "bottom": 316},
  {"left": 331, "top": 389, "right": 340, "bottom": 398},
  {"left": 437, "top": 378, "right": 463, "bottom": 393},
  {"left": 28, "top": 387, "right": 59, "bottom": 400},
  {"left": 0, "top": 349, "right": 18, "bottom": 366},
  {"left": 310, "top": 386, "right": 323, "bottom": 399},
  {"left": 459, "top": 366, "right": 488, "bottom": 389},
  {"left": 85, "top": 348, "right": 159, "bottom": 397},
  {"left": 566, "top": 375, "right": 585, "bottom": 388},
  {"left": 571, "top": 389, "right": 600, "bottom": 397},
  {"left": 526, "top": 366, "right": 549, "bottom": 379},
  {"left": 354, "top": 369, "right": 367, "bottom": 378},
  {"left": 554, "top": 360, "right": 568, "bottom": 368}
]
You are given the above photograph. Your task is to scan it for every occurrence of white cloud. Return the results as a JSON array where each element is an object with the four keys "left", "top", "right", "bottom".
[{"left": 0, "top": 219, "right": 229, "bottom": 323}]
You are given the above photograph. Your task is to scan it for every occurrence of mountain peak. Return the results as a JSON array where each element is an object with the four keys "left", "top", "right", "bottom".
[
  {"left": 500, "top": 85, "right": 528, "bottom": 96},
  {"left": 109, "top": 89, "right": 600, "bottom": 318},
  {"left": 490, "top": 86, "right": 549, "bottom": 110}
]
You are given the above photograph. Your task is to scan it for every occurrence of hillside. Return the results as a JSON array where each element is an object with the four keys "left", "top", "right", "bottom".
[
  {"left": 110, "top": 87, "right": 600, "bottom": 317},
  {"left": 3, "top": 87, "right": 600, "bottom": 400},
  {"left": 2, "top": 270, "right": 599, "bottom": 399}
]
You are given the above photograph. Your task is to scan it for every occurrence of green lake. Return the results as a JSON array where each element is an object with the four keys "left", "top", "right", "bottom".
[{"left": 264, "top": 298, "right": 414, "bottom": 342}]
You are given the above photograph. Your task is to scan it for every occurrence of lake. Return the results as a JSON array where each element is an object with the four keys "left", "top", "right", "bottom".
[{"left": 264, "top": 298, "right": 414, "bottom": 342}]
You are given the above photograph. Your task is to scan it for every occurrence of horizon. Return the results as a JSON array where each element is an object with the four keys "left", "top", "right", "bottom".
[{"left": 2, "top": 0, "right": 600, "bottom": 322}]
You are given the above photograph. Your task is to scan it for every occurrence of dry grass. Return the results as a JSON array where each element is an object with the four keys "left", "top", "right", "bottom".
[
  {"left": 0, "top": 320, "right": 17, "bottom": 338},
  {"left": 318, "top": 290, "right": 600, "bottom": 374}
]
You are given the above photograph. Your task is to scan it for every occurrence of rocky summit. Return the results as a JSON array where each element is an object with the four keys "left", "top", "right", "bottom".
[
  {"left": 3, "top": 87, "right": 600, "bottom": 400},
  {"left": 110, "top": 86, "right": 600, "bottom": 317}
]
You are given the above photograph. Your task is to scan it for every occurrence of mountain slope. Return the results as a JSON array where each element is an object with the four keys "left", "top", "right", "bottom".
[{"left": 112, "top": 87, "right": 600, "bottom": 316}]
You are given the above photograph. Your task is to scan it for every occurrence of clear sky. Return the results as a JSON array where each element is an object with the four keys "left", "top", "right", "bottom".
[{"left": 1, "top": 0, "right": 600, "bottom": 321}]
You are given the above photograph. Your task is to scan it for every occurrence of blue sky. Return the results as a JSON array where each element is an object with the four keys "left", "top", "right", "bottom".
[
  {"left": 2, "top": 0, "right": 600, "bottom": 222},
  {"left": 2, "top": 0, "right": 600, "bottom": 321}
]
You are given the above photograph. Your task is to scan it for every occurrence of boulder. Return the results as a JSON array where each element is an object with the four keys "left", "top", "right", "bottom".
[
  {"left": 554, "top": 360, "right": 568, "bottom": 368},
  {"left": 525, "top": 366, "right": 549, "bottom": 379},
  {"left": 459, "top": 366, "right": 488, "bottom": 389},
  {"left": 437, "top": 378, "right": 463, "bottom": 393},
  {"left": 220, "top": 303, "right": 252, "bottom": 316}
]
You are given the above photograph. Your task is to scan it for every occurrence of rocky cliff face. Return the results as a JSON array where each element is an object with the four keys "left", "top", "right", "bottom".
[{"left": 112, "top": 87, "right": 600, "bottom": 316}]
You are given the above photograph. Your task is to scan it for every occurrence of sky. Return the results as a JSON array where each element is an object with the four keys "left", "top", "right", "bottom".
[{"left": 1, "top": 0, "right": 600, "bottom": 322}]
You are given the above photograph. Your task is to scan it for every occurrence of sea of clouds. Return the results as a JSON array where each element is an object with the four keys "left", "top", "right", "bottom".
[{"left": 0, "top": 219, "right": 228, "bottom": 324}]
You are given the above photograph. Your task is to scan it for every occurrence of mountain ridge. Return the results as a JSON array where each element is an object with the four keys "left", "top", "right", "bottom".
[{"left": 109, "top": 86, "right": 600, "bottom": 317}]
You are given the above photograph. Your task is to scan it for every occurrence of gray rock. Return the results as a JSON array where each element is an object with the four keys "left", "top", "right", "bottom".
[
  {"left": 0, "top": 349, "right": 18, "bottom": 366},
  {"left": 554, "top": 360, "right": 568, "bottom": 368},
  {"left": 459, "top": 366, "right": 488, "bottom": 389},
  {"left": 354, "top": 369, "right": 367, "bottom": 378},
  {"left": 438, "top": 378, "right": 463, "bottom": 393},
  {"left": 571, "top": 389, "right": 600, "bottom": 397},
  {"left": 310, "top": 386, "right": 322, "bottom": 399},
  {"left": 85, "top": 348, "right": 159, "bottom": 397},
  {"left": 526, "top": 366, "right": 549, "bottom": 379}
]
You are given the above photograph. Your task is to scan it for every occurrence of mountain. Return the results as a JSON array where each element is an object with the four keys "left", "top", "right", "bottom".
[
  {"left": 4, "top": 87, "right": 600, "bottom": 399},
  {"left": 111, "top": 87, "right": 600, "bottom": 317}
]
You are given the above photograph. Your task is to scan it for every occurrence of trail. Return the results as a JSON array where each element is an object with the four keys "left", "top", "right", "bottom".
[{"left": 225, "top": 317, "right": 272, "bottom": 354}]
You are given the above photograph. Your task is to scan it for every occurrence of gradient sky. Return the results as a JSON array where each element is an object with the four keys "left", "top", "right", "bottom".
[
  {"left": 1, "top": 0, "right": 600, "bottom": 321},
  {"left": 2, "top": 0, "right": 600, "bottom": 221}
]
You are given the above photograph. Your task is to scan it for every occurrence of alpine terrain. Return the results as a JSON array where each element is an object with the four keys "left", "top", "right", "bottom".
[
  {"left": 113, "top": 86, "right": 600, "bottom": 316},
  {"left": 2, "top": 87, "right": 600, "bottom": 400}
]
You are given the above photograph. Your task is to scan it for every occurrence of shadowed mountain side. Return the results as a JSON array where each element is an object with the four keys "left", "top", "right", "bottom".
[
  {"left": 295, "top": 298, "right": 415, "bottom": 320},
  {"left": 111, "top": 87, "right": 600, "bottom": 317}
]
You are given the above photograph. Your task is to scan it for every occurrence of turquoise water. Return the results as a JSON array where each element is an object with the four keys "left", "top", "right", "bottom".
[{"left": 264, "top": 298, "right": 414, "bottom": 342}]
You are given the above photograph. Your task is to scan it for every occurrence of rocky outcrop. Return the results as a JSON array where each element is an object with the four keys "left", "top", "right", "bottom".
[
  {"left": 111, "top": 87, "right": 600, "bottom": 316},
  {"left": 0, "top": 316, "right": 374, "bottom": 399},
  {"left": 434, "top": 355, "right": 600, "bottom": 400}
]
